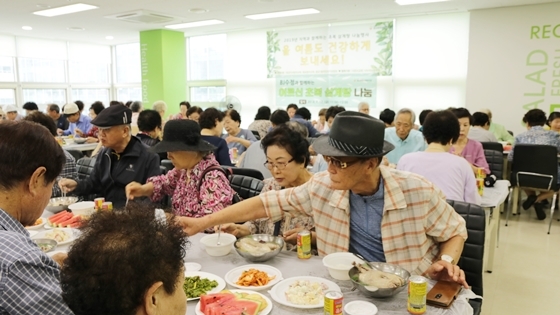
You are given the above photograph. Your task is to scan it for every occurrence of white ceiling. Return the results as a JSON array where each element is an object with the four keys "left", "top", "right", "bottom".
[{"left": 1, "top": 0, "right": 558, "bottom": 45}]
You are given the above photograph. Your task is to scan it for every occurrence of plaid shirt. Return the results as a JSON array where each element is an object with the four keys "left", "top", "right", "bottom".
[
  {"left": 52, "top": 150, "right": 77, "bottom": 197},
  {"left": 260, "top": 166, "right": 467, "bottom": 275},
  {"left": 0, "top": 209, "right": 74, "bottom": 315}
]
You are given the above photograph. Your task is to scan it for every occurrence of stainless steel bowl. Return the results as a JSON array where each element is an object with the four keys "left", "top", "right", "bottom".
[
  {"left": 73, "top": 137, "right": 87, "bottom": 144},
  {"left": 46, "top": 196, "right": 79, "bottom": 213},
  {"left": 234, "top": 234, "right": 285, "bottom": 262},
  {"left": 349, "top": 262, "right": 411, "bottom": 298},
  {"left": 33, "top": 238, "right": 58, "bottom": 253}
]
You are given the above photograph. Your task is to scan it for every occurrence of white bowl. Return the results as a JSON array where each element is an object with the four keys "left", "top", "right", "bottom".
[
  {"left": 344, "top": 301, "right": 378, "bottom": 315},
  {"left": 68, "top": 201, "right": 95, "bottom": 217},
  {"left": 200, "top": 233, "right": 236, "bottom": 257},
  {"left": 322, "top": 252, "right": 364, "bottom": 280}
]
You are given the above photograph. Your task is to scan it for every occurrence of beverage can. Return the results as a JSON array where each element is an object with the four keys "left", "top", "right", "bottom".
[
  {"left": 101, "top": 202, "right": 113, "bottom": 211},
  {"left": 476, "top": 168, "right": 485, "bottom": 179},
  {"left": 476, "top": 178, "right": 484, "bottom": 196},
  {"left": 407, "top": 275, "right": 427, "bottom": 314},
  {"left": 297, "top": 230, "right": 311, "bottom": 259},
  {"left": 94, "top": 198, "right": 105, "bottom": 210},
  {"left": 323, "top": 291, "right": 343, "bottom": 315}
]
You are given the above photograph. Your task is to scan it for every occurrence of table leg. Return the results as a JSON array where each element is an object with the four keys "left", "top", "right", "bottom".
[
  {"left": 512, "top": 186, "right": 519, "bottom": 215},
  {"left": 484, "top": 207, "right": 496, "bottom": 273}
]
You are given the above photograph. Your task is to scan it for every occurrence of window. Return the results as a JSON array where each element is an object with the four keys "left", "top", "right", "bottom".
[
  {"left": 22, "top": 89, "right": 66, "bottom": 112},
  {"left": 190, "top": 87, "right": 226, "bottom": 102},
  {"left": 188, "top": 34, "right": 226, "bottom": 80},
  {"left": 117, "top": 87, "right": 142, "bottom": 103},
  {"left": 71, "top": 89, "right": 110, "bottom": 106},
  {"left": 0, "top": 57, "right": 15, "bottom": 82},
  {"left": 69, "top": 61, "right": 109, "bottom": 83},
  {"left": 0, "top": 89, "right": 16, "bottom": 106},
  {"left": 18, "top": 58, "right": 65, "bottom": 83},
  {"left": 116, "top": 43, "right": 141, "bottom": 83}
]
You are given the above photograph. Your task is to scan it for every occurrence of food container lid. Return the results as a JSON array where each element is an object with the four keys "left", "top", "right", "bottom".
[{"left": 344, "top": 300, "right": 378, "bottom": 315}]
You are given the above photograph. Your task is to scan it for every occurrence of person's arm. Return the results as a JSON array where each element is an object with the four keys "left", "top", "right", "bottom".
[
  {"left": 146, "top": 168, "right": 179, "bottom": 201},
  {"left": 52, "top": 154, "right": 77, "bottom": 197},
  {"left": 473, "top": 142, "right": 490, "bottom": 174},
  {"left": 307, "top": 121, "right": 319, "bottom": 137},
  {"left": 498, "top": 124, "right": 514, "bottom": 143}
]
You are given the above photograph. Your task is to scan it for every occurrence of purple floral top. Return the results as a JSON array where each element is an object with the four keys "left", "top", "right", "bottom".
[{"left": 147, "top": 154, "right": 234, "bottom": 218}]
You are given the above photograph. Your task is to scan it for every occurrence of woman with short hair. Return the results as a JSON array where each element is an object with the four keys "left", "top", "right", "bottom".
[
  {"left": 248, "top": 106, "right": 273, "bottom": 140},
  {"left": 136, "top": 109, "right": 166, "bottom": 161},
  {"left": 450, "top": 107, "right": 490, "bottom": 176},
  {"left": 199, "top": 107, "right": 233, "bottom": 166},
  {"left": 126, "top": 120, "right": 235, "bottom": 218},
  {"left": 222, "top": 109, "right": 257, "bottom": 155},
  {"left": 222, "top": 124, "right": 316, "bottom": 250},
  {"left": 398, "top": 110, "right": 481, "bottom": 205},
  {"left": 547, "top": 111, "right": 560, "bottom": 133},
  {"left": 186, "top": 106, "right": 203, "bottom": 123}
]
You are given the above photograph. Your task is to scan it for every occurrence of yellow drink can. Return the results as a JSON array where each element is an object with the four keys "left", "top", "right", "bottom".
[
  {"left": 407, "top": 275, "right": 427, "bottom": 314},
  {"left": 476, "top": 178, "right": 484, "bottom": 196},
  {"left": 323, "top": 291, "right": 343, "bottom": 315},
  {"left": 297, "top": 230, "right": 311, "bottom": 259}
]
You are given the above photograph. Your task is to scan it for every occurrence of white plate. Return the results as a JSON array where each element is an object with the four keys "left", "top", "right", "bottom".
[
  {"left": 194, "top": 289, "right": 272, "bottom": 315},
  {"left": 224, "top": 264, "right": 282, "bottom": 291},
  {"left": 185, "top": 271, "right": 226, "bottom": 301},
  {"left": 28, "top": 230, "right": 38, "bottom": 237},
  {"left": 268, "top": 276, "right": 341, "bottom": 309},
  {"left": 32, "top": 228, "right": 74, "bottom": 245},
  {"left": 185, "top": 262, "right": 202, "bottom": 272},
  {"left": 25, "top": 218, "right": 46, "bottom": 230}
]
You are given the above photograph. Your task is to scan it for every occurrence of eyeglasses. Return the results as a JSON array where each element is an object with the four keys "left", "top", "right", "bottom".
[
  {"left": 264, "top": 158, "right": 294, "bottom": 170},
  {"left": 323, "top": 156, "right": 363, "bottom": 169}
]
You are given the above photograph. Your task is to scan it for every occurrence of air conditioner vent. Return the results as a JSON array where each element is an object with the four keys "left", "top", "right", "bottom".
[{"left": 106, "top": 10, "right": 175, "bottom": 24}]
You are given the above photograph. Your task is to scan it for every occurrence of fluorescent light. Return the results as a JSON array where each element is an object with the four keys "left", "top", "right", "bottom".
[
  {"left": 165, "top": 20, "right": 224, "bottom": 29},
  {"left": 22, "top": 26, "right": 33, "bottom": 31},
  {"left": 245, "top": 8, "right": 320, "bottom": 20},
  {"left": 396, "top": 0, "right": 449, "bottom": 5},
  {"left": 33, "top": 3, "right": 98, "bottom": 17}
]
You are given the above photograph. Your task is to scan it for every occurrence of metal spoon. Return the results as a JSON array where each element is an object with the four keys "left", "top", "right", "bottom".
[{"left": 216, "top": 225, "right": 222, "bottom": 245}]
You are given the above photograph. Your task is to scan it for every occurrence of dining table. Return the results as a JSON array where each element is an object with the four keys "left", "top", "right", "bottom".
[
  {"left": 62, "top": 142, "right": 98, "bottom": 152},
  {"left": 35, "top": 211, "right": 477, "bottom": 315}
]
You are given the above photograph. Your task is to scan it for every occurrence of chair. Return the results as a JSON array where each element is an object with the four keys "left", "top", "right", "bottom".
[
  {"left": 484, "top": 149, "right": 504, "bottom": 179},
  {"left": 67, "top": 149, "right": 84, "bottom": 161},
  {"left": 161, "top": 159, "right": 174, "bottom": 173},
  {"left": 447, "top": 200, "right": 485, "bottom": 315},
  {"left": 480, "top": 142, "right": 503, "bottom": 153},
  {"left": 506, "top": 144, "right": 558, "bottom": 233},
  {"left": 222, "top": 166, "right": 264, "bottom": 180},
  {"left": 250, "top": 130, "right": 261, "bottom": 140},
  {"left": 229, "top": 174, "right": 264, "bottom": 200},
  {"left": 76, "top": 157, "right": 96, "bottom": 181}
]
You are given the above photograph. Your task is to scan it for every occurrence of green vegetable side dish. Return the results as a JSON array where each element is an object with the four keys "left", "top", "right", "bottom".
[{"left": 183, "top": 276, "right": 219, "bottom": 299}]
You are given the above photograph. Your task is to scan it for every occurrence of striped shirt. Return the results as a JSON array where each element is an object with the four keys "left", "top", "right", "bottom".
[
  {"left": 0, "top": 209, "right": 74, "bottom": 315},
  {"left": 260, "top": 166, "right": 468, "bottom": 275}
]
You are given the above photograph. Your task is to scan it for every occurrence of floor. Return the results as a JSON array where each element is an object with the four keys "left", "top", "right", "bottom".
[{"left": 482, "top": 204, "right": 560, "bottom": 314}]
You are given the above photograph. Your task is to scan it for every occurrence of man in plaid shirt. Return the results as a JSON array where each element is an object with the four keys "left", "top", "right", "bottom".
[
  {"left": 0, "top": 120, "right": 73, "bottom": 315},
  {"left": 179, "top": 111, "right": 469, "bottom": 287}
]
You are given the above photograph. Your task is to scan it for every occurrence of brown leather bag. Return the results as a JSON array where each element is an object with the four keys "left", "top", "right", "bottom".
[{"left": 426, "top": 281, "right": 463, "bottom": 308}]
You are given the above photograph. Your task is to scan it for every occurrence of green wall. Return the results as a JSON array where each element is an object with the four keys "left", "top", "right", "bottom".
[{"left": 140, "top": 29, "right": 186, "bottom": 116}]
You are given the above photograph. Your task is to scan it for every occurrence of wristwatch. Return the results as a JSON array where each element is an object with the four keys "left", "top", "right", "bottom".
[{"left": 441, "top": 254, "right": 454, "bottom": 264}]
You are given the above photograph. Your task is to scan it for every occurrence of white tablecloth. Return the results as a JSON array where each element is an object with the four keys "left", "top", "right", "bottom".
[
  {"left": 37, "top": 212, "right": 476, "bottom": 315},
  {"left": 481, "top": 180, "right": 510, "bottom": 208}
]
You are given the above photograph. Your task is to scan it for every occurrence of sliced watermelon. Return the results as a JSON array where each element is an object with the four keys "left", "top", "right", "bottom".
[
  {"left": 49, "top": 211, "right": 69, "bottom": 221},
  {"left": 206, "top": 299, "right": 260, "bottom": 315},
  {"left": 200, "top": 293, "right": 236, "bottom": 313},
  {"left": 232, "top": 300, "right": 260, "bottom": 315},
  {"left": 59, "top": 215, "right": 80, "bottom": 227},
  {"left": 49, "top": 212, "right": 72, "bottom": 225}
]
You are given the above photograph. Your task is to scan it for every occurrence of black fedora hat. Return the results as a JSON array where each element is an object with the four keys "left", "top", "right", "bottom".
[
  {"left": 313, "top": 111, "right": 394, "bottom": 157},
  {"left": 151, "top": 120, "right": 216, "bottom": 153}
]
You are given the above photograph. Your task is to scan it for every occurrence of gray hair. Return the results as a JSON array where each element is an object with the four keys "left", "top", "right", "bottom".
[
  {"left": 152, "top": 100, "right": 167, "bottom": 114},
  {"left": 358, "top": 102, "right": 369, "bottom": 110},
  {"left": 397, "top": 108, "right": 416, "bottom": 124},
  {"left": 286, "top": 121, "right": 309, "bottom": 138},
  {"left": 478, "top": 108, "right": 492, "bottom": 119}
]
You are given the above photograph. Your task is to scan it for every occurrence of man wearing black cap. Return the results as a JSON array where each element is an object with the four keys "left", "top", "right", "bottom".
[
  {"left": 179, "top": 111, "right": 469, "bottom": 288},
  {"left": 59, "top": 105, "right": 161, "bottom": 207}
]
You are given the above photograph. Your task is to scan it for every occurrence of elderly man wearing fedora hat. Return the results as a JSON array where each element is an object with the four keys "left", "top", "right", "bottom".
[
  {"left": 59, "top": 105, "right": 161, "bottom": 207},
  {"left": 125, "top": 120, "right": 235, "bottom": 219},
  {"left": 178, "top": 111, "right": 469, "bottom": 287}
]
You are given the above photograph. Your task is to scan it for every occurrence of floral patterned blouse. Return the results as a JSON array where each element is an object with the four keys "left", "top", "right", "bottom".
[
  {"left": 248, "top": 120, "right": 272, "bottom": 140},
  {"left": 244, "top": 178, "right": 315, "bottom": 252},
  {"left": 147, "top": 154, "right": 234, "bottom": 218}
]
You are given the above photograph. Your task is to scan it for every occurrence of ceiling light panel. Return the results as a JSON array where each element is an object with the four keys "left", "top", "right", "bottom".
[
  {"left": 395, "top": 0, "right": 449, "bottom": 5},
  {"left": 33, "top": 3, "right": 98, "bottom": 17},
  {"left": 245, "top": 8, "right": 320, "bottom": 20},
  {"left": 165, "top": 20, "right": 224, "bottom": 29}
]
